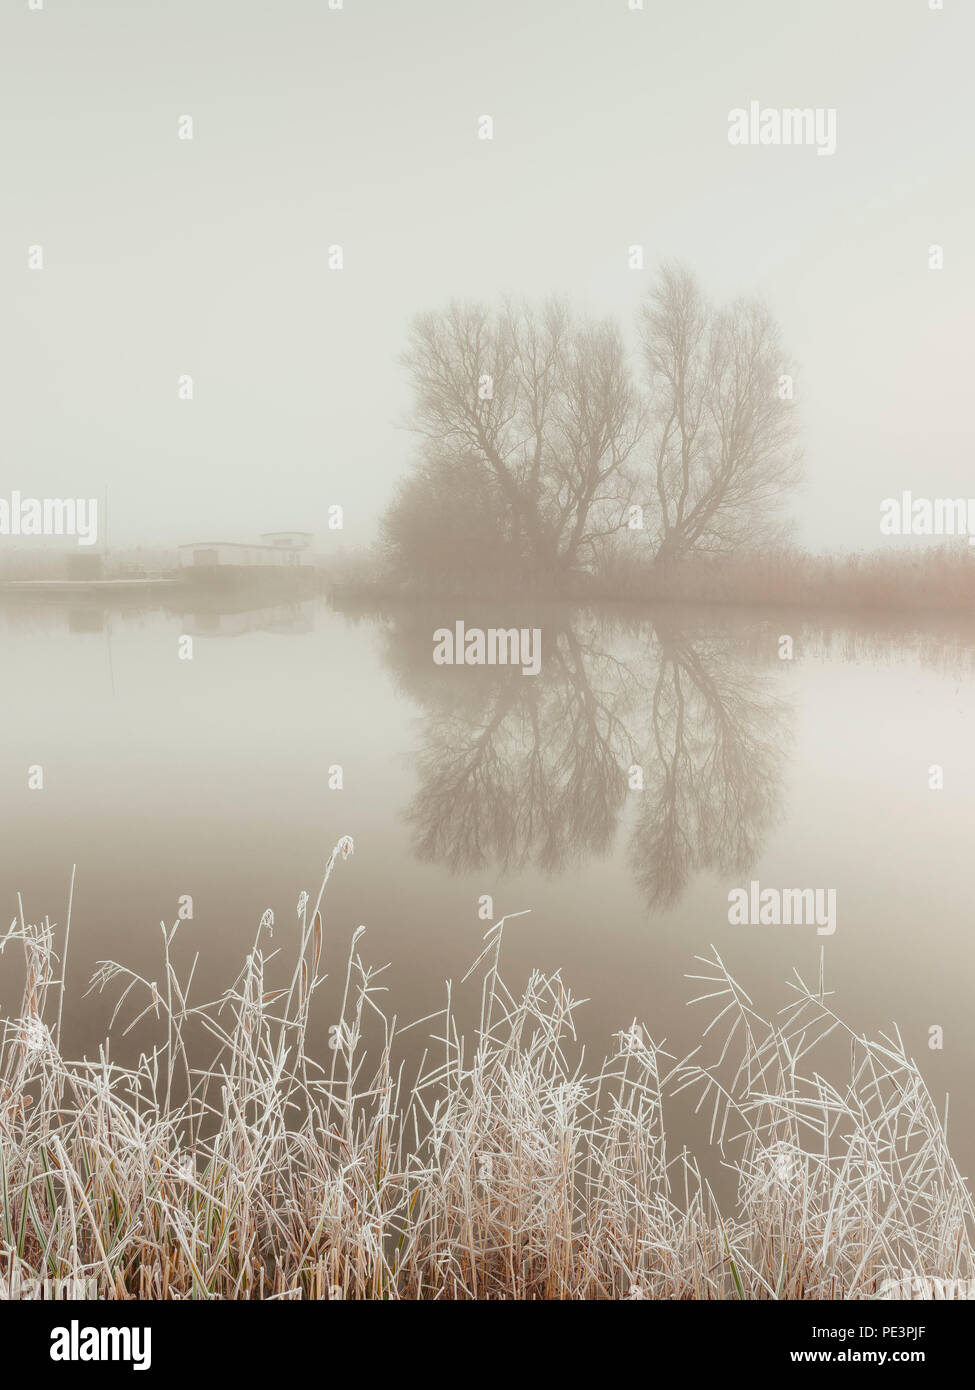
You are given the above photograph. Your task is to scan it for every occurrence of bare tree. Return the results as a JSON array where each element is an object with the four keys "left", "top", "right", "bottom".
[
  {"left": 381, "top": 447, "right": 516, "bottom": 595},
  {"left": 392, "top": 270, "right": 801, "bottom": 591},
  {"left": 403, "top": 299, "right": 644, "bottom": 585},
  {"left": 639, "top": 264, "right": 802, "bottom": 565}
]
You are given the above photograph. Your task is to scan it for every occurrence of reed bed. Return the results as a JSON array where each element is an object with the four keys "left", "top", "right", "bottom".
[{"left": 1, "top": 838, "right": 972, "bottom": 1300}]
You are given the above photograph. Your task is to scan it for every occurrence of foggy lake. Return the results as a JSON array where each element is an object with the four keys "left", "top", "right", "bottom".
[{"left": 3, "top": 593, "right": 974, "bottom": 1185}]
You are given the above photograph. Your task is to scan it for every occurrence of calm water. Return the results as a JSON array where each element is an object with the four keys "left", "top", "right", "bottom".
[{"left": 2, "top": 594, "right": 975, "bottom": 1179}]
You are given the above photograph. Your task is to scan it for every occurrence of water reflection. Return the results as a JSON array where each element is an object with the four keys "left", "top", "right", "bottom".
[
  {"left": 14, "top": 590, "right": 971, "bottom": 919},
  {"left": 628, "top": 616, "right": 788, "bottom": 910},
  {"left": 378, "top": 605, "right": 792, "bottom": 912},
  {"left": 0, "top": 594, "right": 313, "bottom": 641},
  {"left": 180, "top": 603, "right": 313, "bottom": 639}
]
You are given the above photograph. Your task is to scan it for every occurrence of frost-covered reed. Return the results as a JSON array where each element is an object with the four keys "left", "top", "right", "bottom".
[{"left": 1, "top": 839, "right": 971, "bottom": 1300}]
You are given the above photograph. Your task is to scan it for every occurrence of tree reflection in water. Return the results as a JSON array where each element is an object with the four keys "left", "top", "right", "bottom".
[{"left": 377, "top": 606, "right": 792, "bottom": 912}]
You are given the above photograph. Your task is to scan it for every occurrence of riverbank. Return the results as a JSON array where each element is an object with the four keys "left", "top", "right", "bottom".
[
  {"left": 2, "top": 841, "right": 971, "bottom": 1300},
  {"left": 330, "top": 545, "right": 975, "bottom": 617}
]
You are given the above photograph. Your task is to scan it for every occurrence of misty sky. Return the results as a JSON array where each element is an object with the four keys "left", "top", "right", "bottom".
[{"left": 2, "top": 0, "right": 971, "bottom": 554}]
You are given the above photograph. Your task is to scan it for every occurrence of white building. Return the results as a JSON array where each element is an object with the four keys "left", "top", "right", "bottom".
[{"left": 177, "top": 532, "right": 313, "bottom": 570}]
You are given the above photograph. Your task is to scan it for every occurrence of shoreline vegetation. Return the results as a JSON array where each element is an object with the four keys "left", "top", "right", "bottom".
[
  {"left": 8, "top": 542, "right": 975, "bottom": 620},
  {"left": 328, "top": 544, "right": 975, "bottom": 618},
  {"left": 6, "top": 264, "right": 975, "bottom": 621},
  {"left": 1, "top": 840, "right": 972, "bottom": 1300}
]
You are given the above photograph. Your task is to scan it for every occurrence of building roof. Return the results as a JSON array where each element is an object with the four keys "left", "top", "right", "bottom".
[{"left": 177, "top": 540, "right": 301, "bottom": 552}]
